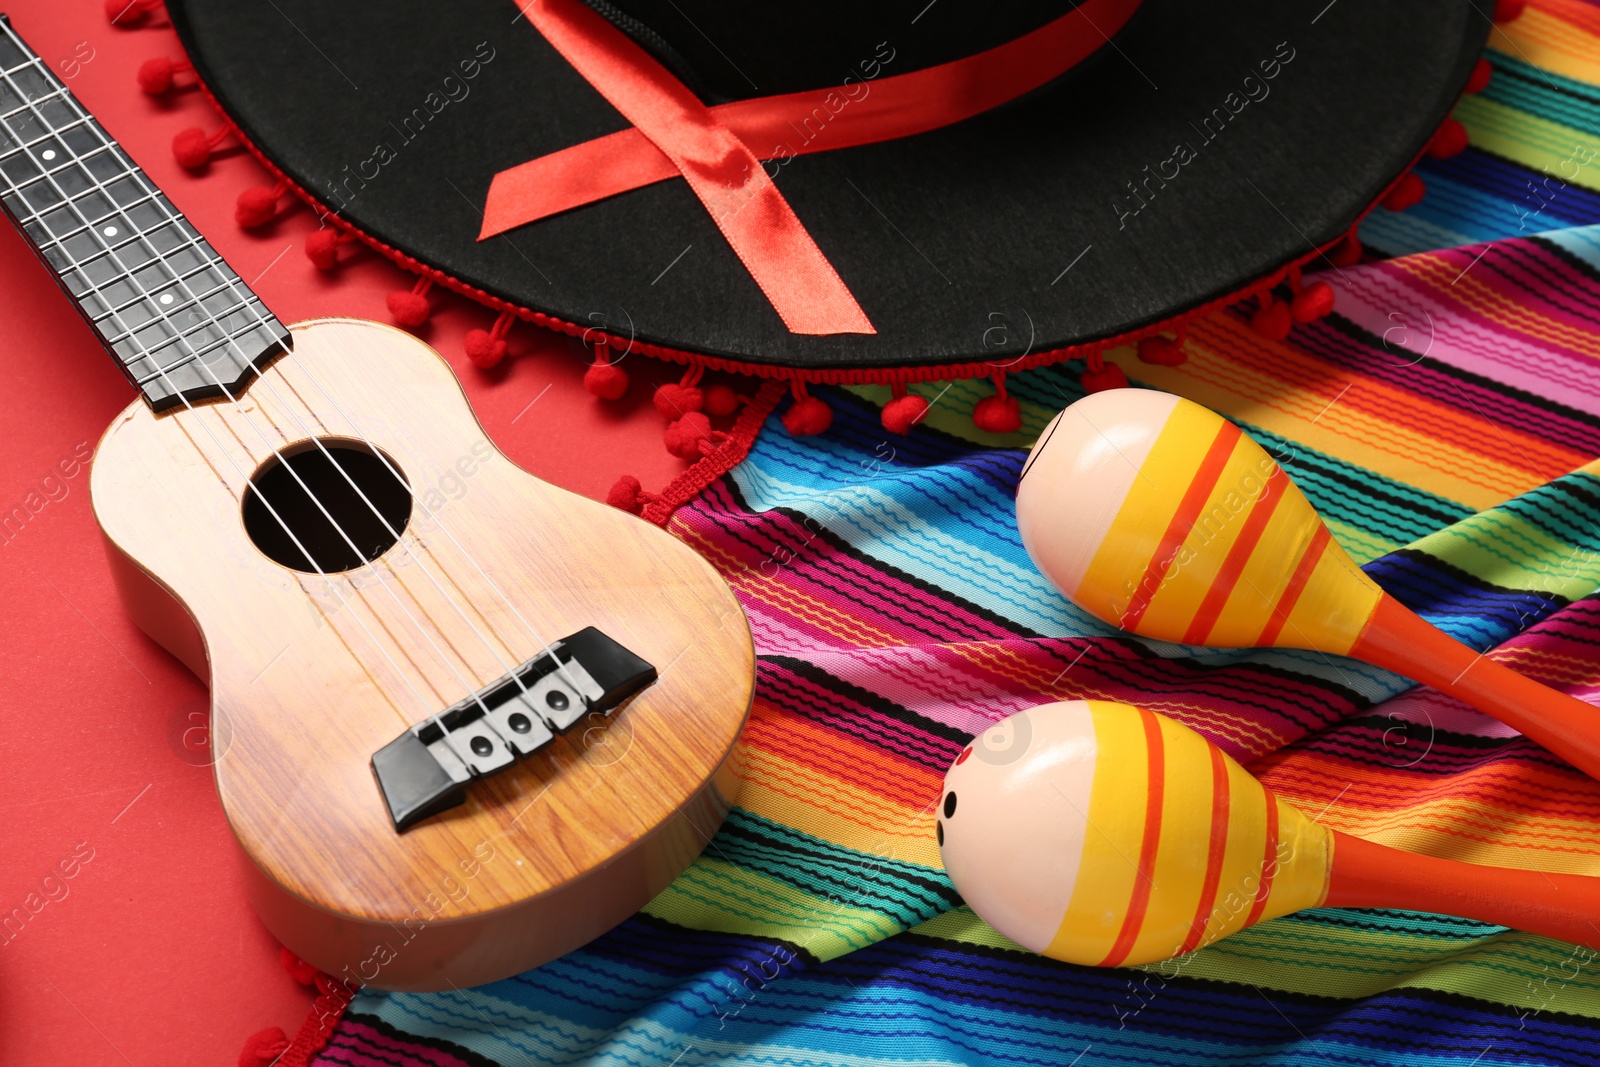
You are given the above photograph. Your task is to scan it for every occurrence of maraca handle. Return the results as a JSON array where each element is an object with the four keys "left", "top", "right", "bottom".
[
  {"left": 1327, "top": 832, "right": 1600, "bottom": 948},
  {"left": 1349, "top": 594, "right": 1600, "bottom": 779}
]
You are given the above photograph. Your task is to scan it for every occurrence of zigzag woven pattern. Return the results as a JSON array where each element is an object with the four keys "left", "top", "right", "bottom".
[{"left": 304, "top": 3, "right": 1600, "bottom": 1063}]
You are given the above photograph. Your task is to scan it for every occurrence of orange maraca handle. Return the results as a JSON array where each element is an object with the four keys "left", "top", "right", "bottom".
[
  {"left": 1327, "top": 831, "right": 1600, "bottom": 948},
  {"left": 1349, "top": 594, "right": 1600, "bottom": 779}
]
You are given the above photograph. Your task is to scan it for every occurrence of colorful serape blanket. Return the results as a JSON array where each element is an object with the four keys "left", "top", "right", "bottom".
[{"left": 305, "top": 4, "right": 1600, "bottom": 1064}]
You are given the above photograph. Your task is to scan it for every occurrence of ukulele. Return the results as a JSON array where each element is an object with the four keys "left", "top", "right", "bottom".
[{"left": 0, "top": 19, "right": 754, "bottom": 991}]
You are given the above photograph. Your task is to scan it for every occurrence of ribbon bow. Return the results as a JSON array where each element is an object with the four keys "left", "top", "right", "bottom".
[{"left": 486, "top": 0, "right": 1142, "bottom": 335}]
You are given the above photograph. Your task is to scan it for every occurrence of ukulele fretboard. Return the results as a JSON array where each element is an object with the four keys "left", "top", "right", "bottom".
[{"left": 0, "top": 17, "right": 289, "bottom": 412}]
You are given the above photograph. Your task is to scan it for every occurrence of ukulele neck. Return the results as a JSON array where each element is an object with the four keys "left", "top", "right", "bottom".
[{"left": 0, "top": 16, "right": 290, "bottom": 412}]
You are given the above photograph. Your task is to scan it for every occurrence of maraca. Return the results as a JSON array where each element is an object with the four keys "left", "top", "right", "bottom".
[
  {"left": 939, "top": 700, "right": 1600, "bottom": 966},
  {"left": 1016, "top": 388, "right": 1600, "bottom": 780}
]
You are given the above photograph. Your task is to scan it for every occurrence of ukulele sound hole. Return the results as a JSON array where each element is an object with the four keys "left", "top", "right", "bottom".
[{"left": 243, "top": 440, "right": 411, "bottom": 573}]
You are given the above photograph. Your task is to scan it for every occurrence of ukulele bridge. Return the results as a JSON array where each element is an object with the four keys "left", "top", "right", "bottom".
[{"left": 371, "top": 627, "right": 656, "bottom": 831}]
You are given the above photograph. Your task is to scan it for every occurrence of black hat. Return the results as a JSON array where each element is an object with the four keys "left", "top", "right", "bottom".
[{"left": 152, "top": 0, "right": 1492, "bottom": 397}]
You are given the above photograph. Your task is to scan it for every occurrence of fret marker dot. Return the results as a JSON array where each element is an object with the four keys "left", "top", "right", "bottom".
[
  {"left": 159, "top": 293, "right": 174, "bottom": 305},
  {"left": 40, "top": 149, "right": 55, "bottom": 161},
  {"left": 102, "top": 225, "right": 118, "bottom": 237}
]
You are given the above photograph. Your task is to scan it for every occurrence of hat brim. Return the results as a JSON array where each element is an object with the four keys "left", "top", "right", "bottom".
[{"left": 171, "top": 0, "right": 1490, "bottom": 374}]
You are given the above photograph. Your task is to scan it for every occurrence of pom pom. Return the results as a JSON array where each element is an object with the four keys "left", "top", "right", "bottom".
[
  {"left": 1382, "top": 172, "right": 1426, "bottom": 212},
  {"left": 106, "top": 0, "right": 156, "bottom": 25},
  {"left": 137, "top": 57, "right": 175, "bottom": 95},
  {"left": 782, "top": 396, "right": 833, "bottom": 437},
  {"left": 1081, "top": 362, "right": 1130, "bottom": 393},
  {"left": 653, "top": 382, "right": 703, "bottom": 420},
  {"left": 1466, "top": 58, "right": 1492, "bottom": 95},
  {"left": 238, "top": 1026, "right": 289, "bottom": 1067},
  {"left": 235, "top": 186, "right": 279, "bottom": 229},
  {"left": 172, "top": 127, "right": 212, "bottom": 170},
  {"left": 304, "top": 229, "right": 341, "bottom": 271},
  {"left": 1494, "top": 0, "right": 1525, "bottom": 22},
  {"left": 278, "top": 947, "right": 319, "bottom": 985},
  {"left": 1251, "top": 298, "right": 1293, "bottom": 341},
  {"left": 703, "top": 382, "right": 740, "bottom": 417},
  {"left": 607, "top": 475, "right": 645, "bottom": 514},
  {"left": 1329, "top": 232, "right": 1363, "bottom": 268},
  {"left": 1428, "top": 117, "right": 1469, "bottom": 160},
  {"left": 664, "top": 411, "right": 715, "bottom": 459},
  {"left": 1136, "top": 336, "right": 1187, "bottom": 366},
  {"left": 881, "top": 393, "right": 930, "bottom": 435},
  {"left": 1291, "top": 280, "right": 1336, "bottom": 323},
  {"left": 386, "top": 288, "right": 431, "bottom": 328},
  {"left": 585, "top": 359, "right": 627, "bottom": 399},
  {"left": 465, "top": 328, "right": 507, "bottom": 369},
  {"left": 972, "top": 394, "right": 1022, "bottom": 434}
]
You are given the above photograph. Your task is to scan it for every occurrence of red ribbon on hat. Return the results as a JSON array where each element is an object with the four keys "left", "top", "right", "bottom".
[{"left": 489, "top": 0, "right": 1142, "bottom": 335}]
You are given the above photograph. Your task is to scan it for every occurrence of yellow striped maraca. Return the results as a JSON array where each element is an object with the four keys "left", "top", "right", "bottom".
[
  {"left": 1015, "top": 389, "right": 1600, "bottom": 780},
  {"left": 939, "top": 701, "right": 1600, "bottom": 966}
]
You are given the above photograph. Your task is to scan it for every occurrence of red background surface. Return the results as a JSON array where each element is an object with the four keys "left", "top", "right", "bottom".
[{"left": 0, "top": 3, "right": 700, "bottom": 1061}]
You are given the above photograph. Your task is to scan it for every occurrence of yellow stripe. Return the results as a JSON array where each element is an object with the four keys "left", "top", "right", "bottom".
[
  {"left": 1078, "top": 399, "right": 1219, "bottom": 623},
  {"left": 1047, "top": 701, "right": 1149, "bottom": 963},
  {"left": 1204, "top": 483, "right": 1323, "bottom": 646},
  {"left": 1140, "top": 436, "right": 1272, "bottom": 635},
  {"left": 1259, "top": 794, "right": 1335, "bottom": 919},
  {"left": 1128, "top": 713, "right": 1216, "bottom": 963}
]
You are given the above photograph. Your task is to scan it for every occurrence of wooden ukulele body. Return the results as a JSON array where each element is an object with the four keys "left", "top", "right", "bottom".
[{"left": 89, "top": 318, "right": 754, "bottom": 991}]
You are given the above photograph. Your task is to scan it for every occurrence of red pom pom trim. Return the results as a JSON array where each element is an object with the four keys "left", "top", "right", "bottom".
[
  {"left": 106, "top": 0, "right": 161, "bottom": 25},
  {"left": 386, "top": 277, "right": 433, "bottom": 328},
  {"left": 781, "top": 385, "right": 833, "bottom": 437},
  {"left": 665, "top": 411, "right": 719, "bottom": 459},
  {"left": 1494, "top": 0, "right": 1526, "bottom": 22},
  {"left": 171, "top": 124, "right": 231, "bottom": 171},
  {"left": 237, "top": 1026, "right": 290, "bottom": 1067},
  {"left": 466, "top": 312, "right": 515, "bottom": 369},
  {"left": 654, "top": 382, "right": 703, "bottom": 420},
  {"left": 1428, "top": 116, "right": 1469, "bottom": 160},
  {"left": 304, "top": 228, "right": 354, "bottom": 271},
  {"left": 1291, "top": 280, "right": 1336, "bottom": 323},
  {"left": 1466, "top": 58, "right": 1492, "bottom": 95},
  {"left": 1250, "top": 295, "right": 1293, "bottom": 342},
  {"left": 1136, "top": 335, "right": 1187, "bottom": 366},
  {"left": 882, "top": 392, "right": 929, "bottom": 435},
  {"left": 235, "top": 180, "right": 287, "bottom": 229},
  {"left": 137, "top": 56, "right": 190, "bottom": 95},
  {"left": 972, "top": 373, "right": 1022, "bottom": 433},
  {"left": 703, "top": 382, "right": 742, "bottom": 417},
  {"left": 1381, "top": 171, "right": 1426, "bottom": 212},
  {"left": 1329, "top": 231, "right": 1364, "bottom": 268},
  {"left": 584, "top": 339, "right": 628, "bottom": 397},
  {"left": 1080, "top": 361, "right": 1129, "bottom": 394},
  {"left": 607, "top": 475, "right": 647, "bottom": 513}
]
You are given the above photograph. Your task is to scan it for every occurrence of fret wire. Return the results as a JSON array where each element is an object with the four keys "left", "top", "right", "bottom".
[
  {"left": 47, "top": 98, "right": 283, "bottom": 373},
  {"left": 84, "top": 219, "right": 259, "bottom": 335},
  {"left": 0, "top": 113, "right": 101, "bottom": 156},
  {"left": 95, "top": 266, "right": 241, "bottom": 332},
  {"left": 132, "top": 311, "right": 277, "bottom": 385},
  {"left": 0, "top": 85, "right": 68, "bottom": 122},
  {"left": 0, "top": 57, "right": 281, "bottom": 381},
  {"left": 13, "top": 188, "right": 166, "bottom": 249},
  {"left": 102, "top": 286, "right": 261, "bottom": 349}
]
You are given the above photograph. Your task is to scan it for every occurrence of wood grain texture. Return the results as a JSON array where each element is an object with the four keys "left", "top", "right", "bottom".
[{"left": 89, "top": 318, "right": 755, "bottom": 989}]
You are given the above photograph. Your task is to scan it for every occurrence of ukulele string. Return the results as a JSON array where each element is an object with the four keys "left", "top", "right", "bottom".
[
  {"left": 201, "top": 348, "right": 588, "bottom": 722},
  {"left": 14, "top": 95, "right": 448, "bottom": 727},
  {"left": 272, "top": 345, "right": 592, "bottom": 693},
  {"left": 13, "top": 49, "right": 586, "bottom": 779},
  {"left": 112, "top": 296, "right": 526, "bottom": 735}
]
